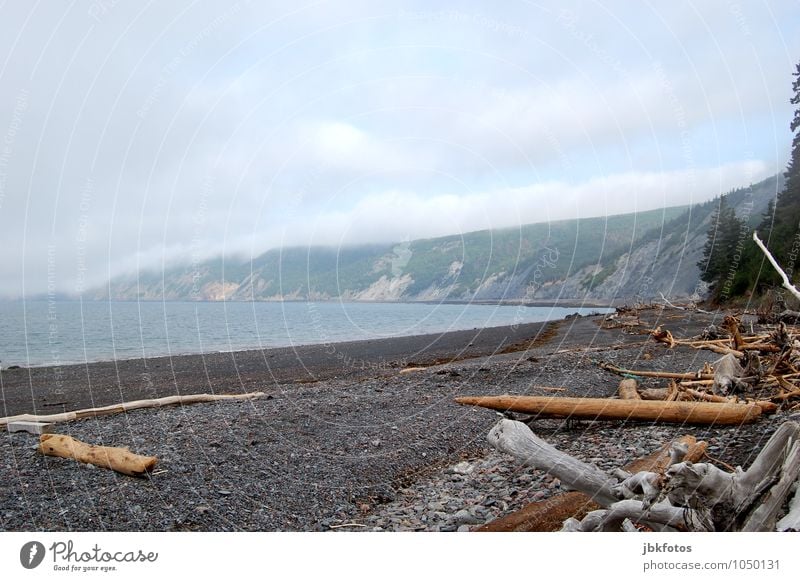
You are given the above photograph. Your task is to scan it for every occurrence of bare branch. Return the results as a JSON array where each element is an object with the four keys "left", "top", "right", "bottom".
[{"left": 753, "top": 231, "right": 800, "bottom": 302}]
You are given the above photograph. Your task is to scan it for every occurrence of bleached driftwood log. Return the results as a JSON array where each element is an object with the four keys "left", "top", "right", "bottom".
[
  {"left": 776, "top": 482, "right": 800, "bottom": 531},
  {"left": 0, "top": 392, "right": 265, "bottom": 428},
  {"left": 487, "top": 419, "right": 618, "bottom": 506},
  {"left": 486, "top": 418, "right": 800, "bottom": 531},
  {"left": 39, "top": 434, "right": 157, "bottom": 477}
]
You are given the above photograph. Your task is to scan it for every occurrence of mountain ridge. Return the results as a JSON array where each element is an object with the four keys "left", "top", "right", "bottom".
[{"left": 95, "top": 174, "right": 783, "bottom": 303}]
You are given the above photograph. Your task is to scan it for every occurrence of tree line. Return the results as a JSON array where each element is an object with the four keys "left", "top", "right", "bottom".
[{"left": 698, "top": 60, "right": 800, "bottom": 303}]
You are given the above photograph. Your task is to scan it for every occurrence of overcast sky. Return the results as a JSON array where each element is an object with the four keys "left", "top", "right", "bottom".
[{"left": 0, "top": 1, "right": 797, "bottom": 297}]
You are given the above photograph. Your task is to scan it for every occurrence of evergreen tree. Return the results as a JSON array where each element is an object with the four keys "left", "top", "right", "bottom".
[
  {"left": 703, "top": 59, "right": 800, "bottom": 302},
  {"left": 765, "top": 62, "right": 800, "bottom": 272},
  {"left": 698, "top": 195, "right": 746, "bottom": 301},
  {"left": 698, "top": 196, "right": 728, "bottom": 286}
]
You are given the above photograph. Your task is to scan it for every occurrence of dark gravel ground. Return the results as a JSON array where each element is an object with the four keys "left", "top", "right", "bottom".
[{"left": 1, "top": 306, "right": 791, "bottom": 531}]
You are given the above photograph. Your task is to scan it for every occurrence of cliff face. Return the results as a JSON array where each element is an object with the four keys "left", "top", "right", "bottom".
[{"left": 95, "top": 175, "right": 782, "bottom": 303}]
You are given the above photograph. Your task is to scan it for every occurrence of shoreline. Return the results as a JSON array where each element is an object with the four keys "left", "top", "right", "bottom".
[
  {"left": 1, "top": 315, "right": 607, "bottom": 418},
  {"left": 0, "top": 304, "right": 614, "bottom": 371}
]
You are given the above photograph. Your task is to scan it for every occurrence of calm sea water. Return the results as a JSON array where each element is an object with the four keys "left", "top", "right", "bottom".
[{"left": 0, "top": 300, "right": 610, "bottom": 368}]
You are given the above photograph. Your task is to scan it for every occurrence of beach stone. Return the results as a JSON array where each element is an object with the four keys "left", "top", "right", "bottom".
[
  {"left": 457, "top": 525, "right": 472, "bottom": 532},
  {"left": 450, "top": 461, "right": 475, "bottom": 475},
  {"left": 452, "top": 509, "right": 480, "bottom": 526}
]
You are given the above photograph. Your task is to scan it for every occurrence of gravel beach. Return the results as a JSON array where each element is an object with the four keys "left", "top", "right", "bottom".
[{"left": 1, "top": 306, "right": 792, "bottom": 532}]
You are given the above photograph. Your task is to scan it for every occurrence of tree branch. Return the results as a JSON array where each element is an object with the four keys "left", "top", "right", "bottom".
[{"left": 753, "top": 231, "right": 800, "bottom": 302}]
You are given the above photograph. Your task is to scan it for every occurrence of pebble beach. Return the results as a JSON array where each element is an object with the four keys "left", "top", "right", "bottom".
[{"left": 1, "top": 307, "right": 790, "bottom": 532}]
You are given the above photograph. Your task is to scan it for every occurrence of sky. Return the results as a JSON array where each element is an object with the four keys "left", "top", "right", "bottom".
[{"left": 0, "top": 0, "right": 798, "bottom": 298}]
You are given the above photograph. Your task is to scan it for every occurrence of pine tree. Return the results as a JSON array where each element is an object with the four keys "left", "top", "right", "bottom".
[
  {"left": 767, "top": 62, "right": 800, "bottom": 271},
  {"left": 698, "top": 195, "right": 729, "bottom": 287},
  {"left": 698, "top": 194, "right": 749, "bottom": 302},
  {"left": 706, "top": 59, "right": 800, "bottom": 302}
]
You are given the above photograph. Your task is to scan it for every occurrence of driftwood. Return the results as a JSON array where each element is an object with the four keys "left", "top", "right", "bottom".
[
  {"left": 0, "top": 392, "right": 265, "bottom": 428},
  {"left": 598, "top": 362, "right": 712, "bottom": 381},
  {"left": 486, "top": 419, "right": 618, "bottom": 506},
  {"left": 475, "top": 491, "right": 601, "bottom": 532},
  {"left": 486, "top": 418, "right": 800, "bottom": 531},
  {"left": 639, "top": 387, "right": 671, "bottom": 401},
  {"left": 754, "top": 231, "right": 800, "bottom": 303},
  {"left": 456, "top": 395, "right": 762, "bottom": 425},
  {"left": 399, "top": 367, "right": 427, "bottom": 374},
  {"left": 39, "top": 434, "right": 157, "bottom": 477},
  {"left": 776, "top": 480, "right": 800, "bottom": 531},
  {"left": 617, "top": 379, "right": 640, "bottom": 400},
  {"left": 633, "top": 386, "right": 776, "bottom": 414},
  {"left": 776, "top": 310, "right": 800, "bottom": 324},
  {"left": 477, "top": 435, "right": 707, "bottom": 532},
  {"left": 712, "top": 353, "right": 745, "bottom": 396}
]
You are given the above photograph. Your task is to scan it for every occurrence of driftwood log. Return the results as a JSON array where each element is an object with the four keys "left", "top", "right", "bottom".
[
  {"left": 0, "top": 392, "right": 265, "bottom": 428},
  {"left": 456, "top": 395, "right": 762, "bottom": 425},
  {"left": 486, "top": 418, "right": 800, "bottom": 531},
  {"left": 599, "top": 361, "right": 713, "bottom": 381},
  {"left": 477, "top": 435, "right": 707, "bottom": 532},
  {"left": 617, "top": 379, "right": 641, "bottom": 400},
  {"left": 39, "top": 434, "right": 157, "bottom": 477}
]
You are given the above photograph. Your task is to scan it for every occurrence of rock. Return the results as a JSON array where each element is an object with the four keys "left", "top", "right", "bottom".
[
  {"left": 452, "top": 509, "right": 480, "bottom": 526},
  {"left": 450, "top": 461, "right": 475, "bottom": 475},
  {"left": 457, "top": 524, "right": 472, "bottom": 532},
  {"left": 514, "top": 474, "right": 533, "bottom": 485}
]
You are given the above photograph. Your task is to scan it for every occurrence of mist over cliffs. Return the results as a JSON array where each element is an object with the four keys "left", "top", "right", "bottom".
[{"left": 96, "top": 175, "right": 782, "bottom": 304}]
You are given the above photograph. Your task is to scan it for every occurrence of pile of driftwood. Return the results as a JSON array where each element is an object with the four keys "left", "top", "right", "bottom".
[
  {"left": 457, "top": 310, "right": 800, "bottom": 427},
  {"left": 483, "top": 418, "right": 800, "bottom": 532},
  {"left": 619, "top": 314, "right": 800, "bottom": 412}
]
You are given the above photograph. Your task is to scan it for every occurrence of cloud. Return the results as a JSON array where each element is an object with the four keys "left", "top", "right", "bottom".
[
  {"left": 281, "top": 159, "right": 772, "bottom": 245},
  {"left": 0, "top": 0, "right": 796, "bottom": 297}
]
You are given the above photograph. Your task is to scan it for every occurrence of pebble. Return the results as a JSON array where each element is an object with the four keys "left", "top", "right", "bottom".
[
  {"left": 450, "top": 462, "right": 475, "bottom": 475},
  {"left": 452, "top": 509, "right": 480, "bottom": 526}
]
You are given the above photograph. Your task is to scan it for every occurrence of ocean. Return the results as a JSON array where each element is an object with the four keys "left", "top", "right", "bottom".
[{"left": 0, "top": 300, "right": 610, "bottom": 368}]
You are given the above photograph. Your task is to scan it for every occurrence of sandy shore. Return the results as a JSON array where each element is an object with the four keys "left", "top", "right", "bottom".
[{"left": 1, "top": 307, "right": 791, "bottom": 531}]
